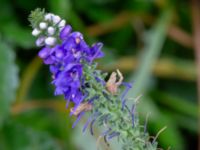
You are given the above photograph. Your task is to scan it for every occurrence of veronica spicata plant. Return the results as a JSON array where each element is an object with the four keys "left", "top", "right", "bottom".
[{"left": 29, "top": 8, "right": 163, "bottom": 150}]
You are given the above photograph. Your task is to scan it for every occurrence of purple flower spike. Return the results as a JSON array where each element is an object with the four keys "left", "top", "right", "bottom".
[
  {"left": 60, "top": 25, "right": 72, "bottom": 40},
  {"left": 35, "top": 17, "right": 105, "bottom": 129}
]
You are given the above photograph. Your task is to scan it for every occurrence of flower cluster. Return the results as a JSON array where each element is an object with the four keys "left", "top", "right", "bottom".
[
  {"left": 31, "top": 12, "right": 66, "bottom": 47},
  {"left": 29, "top": 9, "right": 161, "bottom": 150},
  {"left": 29, "top": 10, "right": 104, "bottom": 106}
]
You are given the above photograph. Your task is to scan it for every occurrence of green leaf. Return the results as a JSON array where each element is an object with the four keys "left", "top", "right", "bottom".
[
  {"left": 1, "top": 23, "right": 35, "bottom": 49},
  {"left": 0, "top": 120, "right": 62, "bottom": 150},
  {"left": 125, "top": 7, "right": 185, "bottom": 149},
  {"left": 0, "top": 42, "right": 18, "bottom": 125},
  {"left": 151, "top": 91, "right": 198, "bottom": 118},
  {"left": 48, "top": 0, "right": 71, "bottom": 18},
  {"left": 128, "top": 7, "right": 173, "bottom": 98},
  {"left": 138, "top": 96, "right": 185, "bottom": 150},
  {"left": 14, "top": 110, "right": 74, "bottom": 149},
  {"left": 49, "top": 0, "right": 86, "bottom": 32}
]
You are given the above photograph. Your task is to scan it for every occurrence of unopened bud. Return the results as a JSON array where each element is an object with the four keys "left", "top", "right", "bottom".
[
  {"left": 47, "top": 26, "right": 55, "bottom": 35},
  {"left": 45, "top": 37, "right": 56, "bottom": 46},
  {"left": 36, "top": 36, "right": 45, "bottom": 47},
  {"left": 53, "top": 15, "right": 61, "bottom": 24},
  {"left": 39, "top": 22, "right": 47, "bottom": 29},
  {"left": 32, "top": 28, "right": 41, "bottom": 36}
]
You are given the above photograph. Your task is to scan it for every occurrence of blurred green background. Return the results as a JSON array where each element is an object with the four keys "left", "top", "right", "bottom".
[{"left": 0, "top": 0, "right": 198, "bottom": 150}]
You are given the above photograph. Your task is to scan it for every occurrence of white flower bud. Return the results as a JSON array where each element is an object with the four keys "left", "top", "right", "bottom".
[
  {"left": 52, "top": 15, "right": 61, "bottom": 24},
  {"left": 36, "top": 36, "right": 45, "bottom": 47},
  {"left": 44, "top": 13, "right": 54, "bottom": 21},
  {"left": 39, "top": 22, "right": 47, "bottom": 30},
  {"left": 32, "top": 28, "right": 41, "bottom": 36},
  {"left": 58, "top": 20, "right": 66, "bottom": 28},
  {"left": 47, "top": 26, "right": 55, "bottom": 35},
  {"left": 45, "top": 37, "right": 56, "bottom": 46}
]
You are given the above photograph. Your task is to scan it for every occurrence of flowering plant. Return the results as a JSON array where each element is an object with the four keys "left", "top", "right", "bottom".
[{"left": 29, "top": 8, "right": 163, "bottom": 150}]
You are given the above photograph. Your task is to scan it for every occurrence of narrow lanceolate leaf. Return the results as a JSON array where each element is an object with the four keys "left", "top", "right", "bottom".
[
  {"left": 126, "top": 7, "right": 185, "bottom": 150},
  {"left": 0, "top": 42, "right": 18, "bottom": 125}
]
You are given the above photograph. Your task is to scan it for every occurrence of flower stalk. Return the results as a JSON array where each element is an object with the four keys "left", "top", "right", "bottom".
[{"left": 29, "top": 8, "right": 161, "bottom": 150}]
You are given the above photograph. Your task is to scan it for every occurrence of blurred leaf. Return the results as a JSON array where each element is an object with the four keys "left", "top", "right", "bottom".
[
  {"left": 15, "top": 0, "right": 46, "bottom": 11},
  {"left": 124, "top": 0, "right": 154, "bottom": 12},
  {"left": 126, "top": 6, "right": 185, "bottom": 149},
  {"left": 0, "top": 42, "right": 18, "bottom": 125},
  {"left": 85, "top": 7, "right": 115, "bottom": 22},
  {"left": 16, "top": 57, "right": 43, "bottom": 103},
  {"left": 72, "top": 121, "right": 98, "bottom": 150},
  {"left": 48, "top": 0, "right": 86, "bottom": 33},
  {"left": 0, "top": 0, "right": 15, "bottom": 23},
  {"left": 73, "top": 0, "right": 115, "bottom": 22},
  {"left": 1, "top": 22, "right": 35, "bottom": 49},
  {"left": 138, "top": 96, "right": 185, "bottom": 150},
  {"left": 150, "top": 91, "right": 198, "bottom": 132},
  {"left": 0, "top": 120, "right": 62, "bottom": 150},
  {"left": 163, "top": 110, "right": 198, "bottom": 133},
  {"left": 13, "top": 110, "right": 74, "bottom": 149},
  {"left": 128, "top": 7, "right": 173, "bottom": 97},
  {"left": 48, "top": 0, "right": 71, "bottom": 18},
  {"left": 104, "top": 25, "right": 134, "bottom": 56},
  {"left": 151, "top": 91, "right": 198, "bottom": 118}
]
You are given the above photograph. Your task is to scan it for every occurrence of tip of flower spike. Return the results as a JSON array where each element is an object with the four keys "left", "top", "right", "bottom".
[
  {"left": 29, "top": 8, "right": 45, "bottom": 28},
  {"left": 29, "top": 8, "right": 68, "bottom": 47}
]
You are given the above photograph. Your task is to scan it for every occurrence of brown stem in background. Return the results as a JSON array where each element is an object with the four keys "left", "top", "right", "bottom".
[
  {"left": 191, "top": 0, "right": 200, "bottom": 148},
  {"left": 87, "top": 11, "right": 193, "bottom": 49},
  {"left": 15, "top": 56, "right": 42, "bottom": 104},
  {"left": 100, "top": 57, "right": 196, "bottom": 81},
  {"left": 168, "top": 25, "right": 193, "bottom": 48},
  {"left": 11, "top": 99, "right": 68, "bottom": 115}
]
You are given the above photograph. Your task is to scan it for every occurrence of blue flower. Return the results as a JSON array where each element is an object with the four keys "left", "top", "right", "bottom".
[{"left": 37, "top": 24, "right": 104, "bottom": 105}]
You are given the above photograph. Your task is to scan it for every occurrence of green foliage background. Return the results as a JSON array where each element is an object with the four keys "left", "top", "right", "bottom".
[{"left": 0, "top": 0, "right": 198, "bottom": 150}]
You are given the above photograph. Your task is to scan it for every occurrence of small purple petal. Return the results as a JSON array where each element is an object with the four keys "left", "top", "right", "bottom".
[
  {"left": 95, "top": 76, "right": 105, "bottom": 86},
  {"left": 43, "top": 56, "right": 55, "bottom": 64},
  {"left": 36, "top": 36, "right": 45, "bottom": 47},
  {"left": 121, "top": 82, "right": 133, "bottom": 102},
  {"left": 101, "top": 128, "right": 111, "bottom": 137},
  {"left": 72, "top": 111, "right": 85, "bottom": 128},
  {"left": 108, "top": 132, "right": 120, "bottom": 140},
  {"left": 82, "top": 115, "right": 93, "bottom": 133},
  {"left": 60, "top": 25, "right": 72, "bottom": 40},
  {"left": 38, "top": 47, "right": 51, "bottom": 59},
  {"left": 89, "top": 42, "right": 104, "bottom": 62}
]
